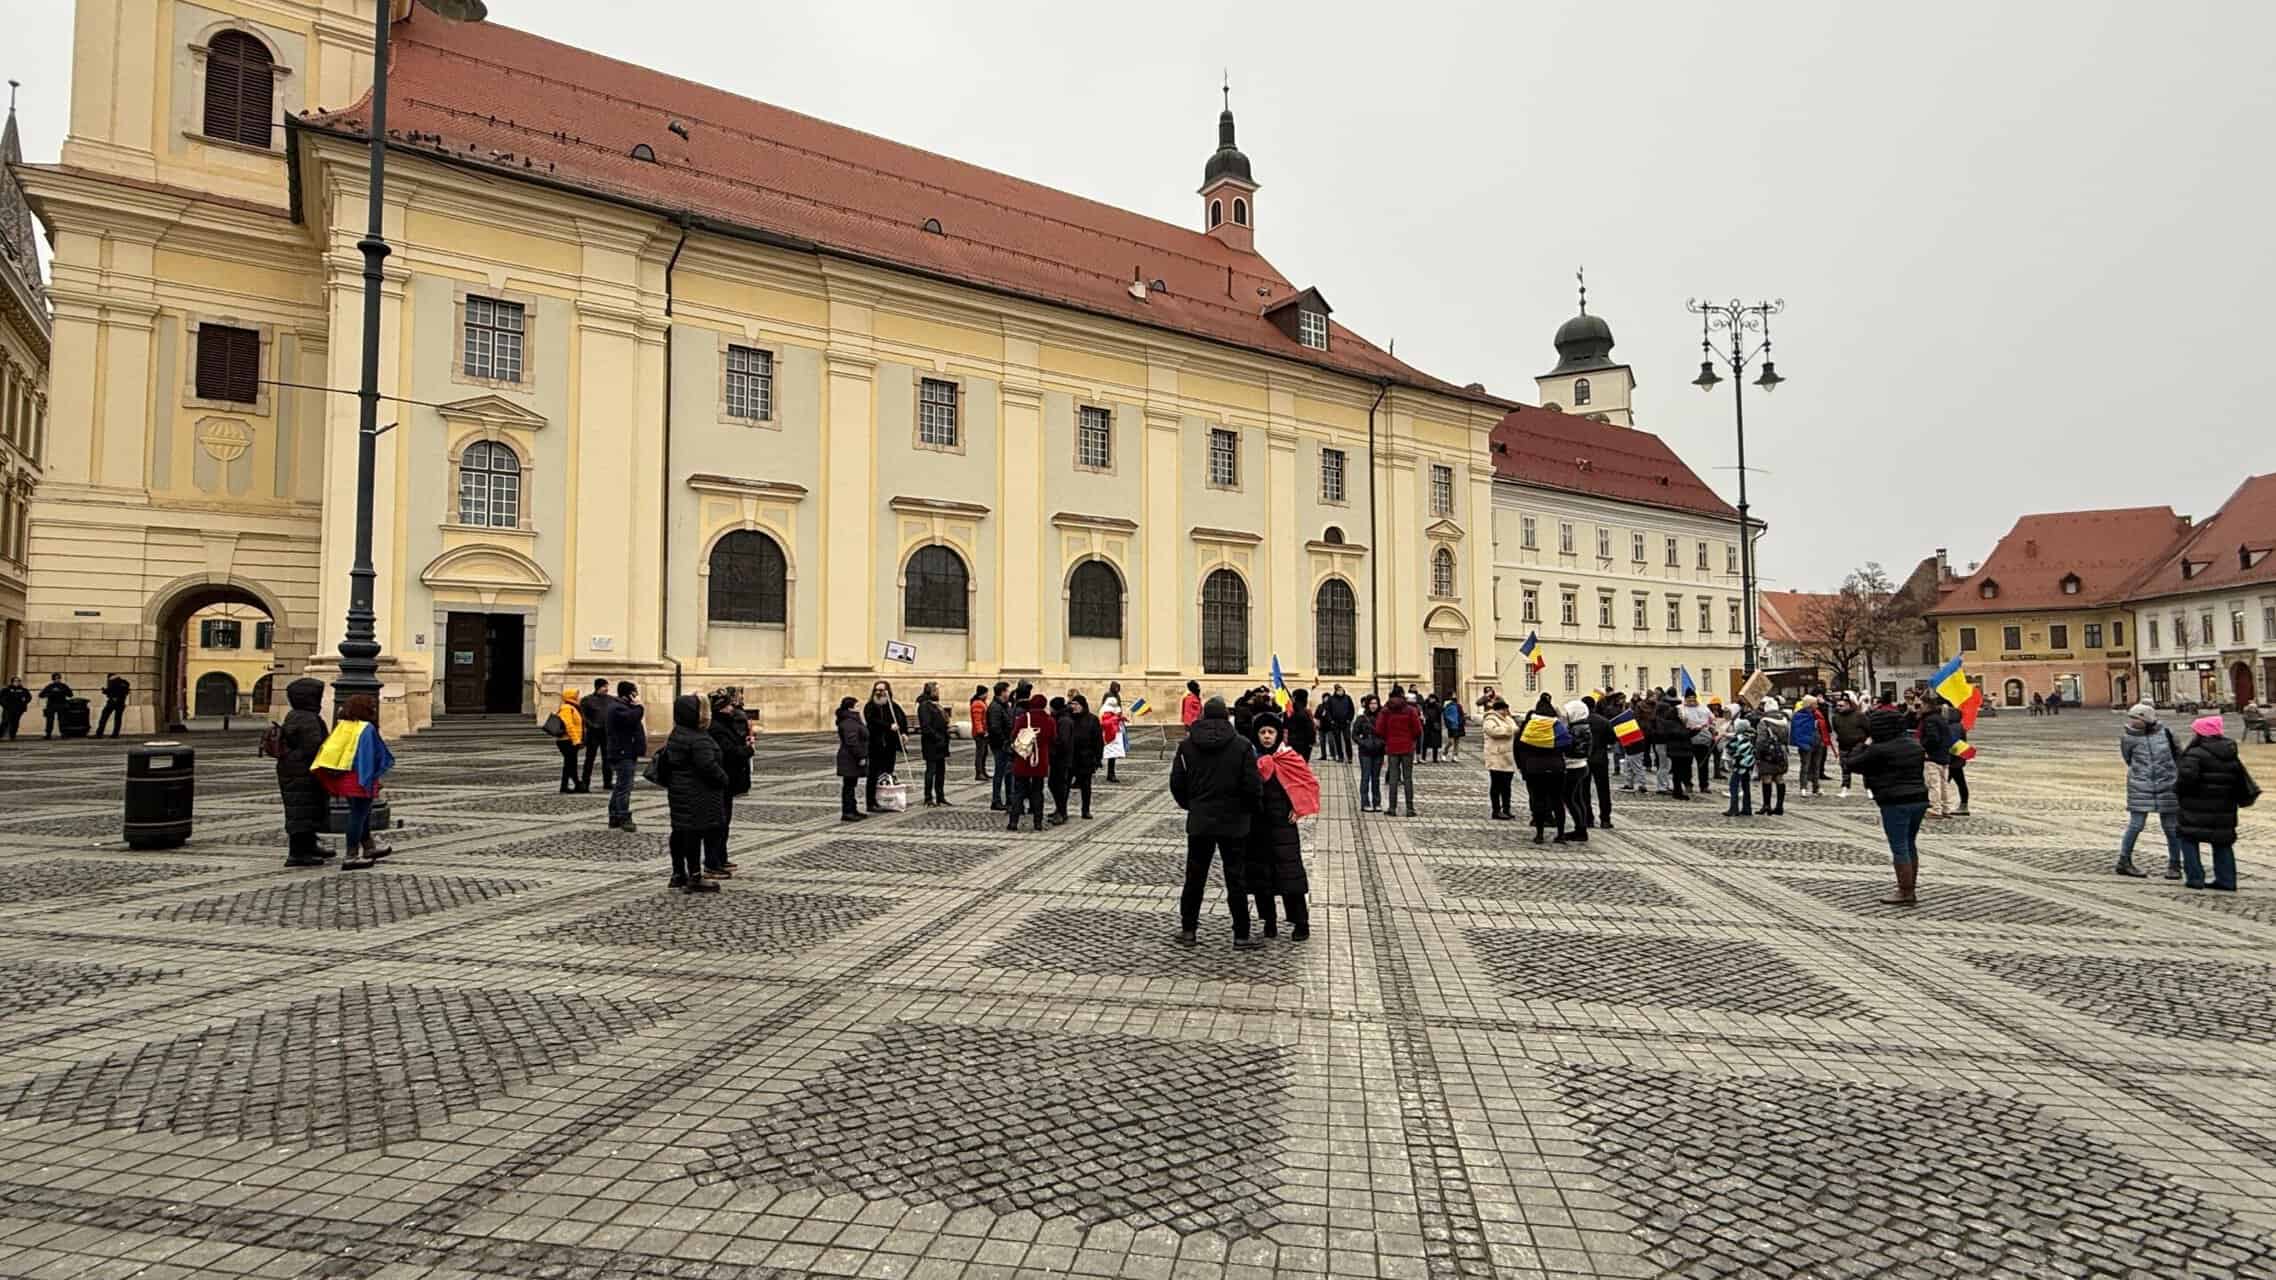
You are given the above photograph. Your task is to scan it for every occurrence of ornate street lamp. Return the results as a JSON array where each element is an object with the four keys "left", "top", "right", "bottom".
[
  {"left": 1684, "top": 297, "right": 1787, "bottom": 677},
  {"left": 332, "top": 0, "right": 488, "bottom": 716}
]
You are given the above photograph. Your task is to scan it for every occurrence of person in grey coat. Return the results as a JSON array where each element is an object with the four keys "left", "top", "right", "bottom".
[{"left": 2115, "top": 702, "right": 2183, "bottom": 879}]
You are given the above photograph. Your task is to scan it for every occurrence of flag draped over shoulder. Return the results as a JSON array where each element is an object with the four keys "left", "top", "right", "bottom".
[
  {"left": 1258, "top": 748, "right": 1321, "bottom": 820},
  {"left": 312, "top": 720, "right": 395, "bottom": 794}
]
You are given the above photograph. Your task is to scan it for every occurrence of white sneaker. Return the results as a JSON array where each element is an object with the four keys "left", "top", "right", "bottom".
[{"left": 1837, "top": 788, "right": 1850, "bottom": 799}]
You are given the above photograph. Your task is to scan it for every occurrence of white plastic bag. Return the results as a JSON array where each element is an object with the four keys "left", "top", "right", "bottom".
[{"left": 874, "top": 772, "right": 910, "bottom": 812}]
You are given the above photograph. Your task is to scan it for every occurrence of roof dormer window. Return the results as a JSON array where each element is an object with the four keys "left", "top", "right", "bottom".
[
  {"left": 1979, "top": 580, "right": 1999, "bottom": 600},
  {"left": 1297, "top": 309, "right": 1328, "bottom": 351},
  {"left": 2242, "top": 545, "right": 2271, "bottom": 570},
  {"left": 2060, "top": 573, "right": 2081, "bottom": 595}
]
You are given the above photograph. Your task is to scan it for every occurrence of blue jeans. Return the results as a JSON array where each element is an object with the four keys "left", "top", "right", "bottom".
[
  {"left": 1360, "top": 754, "right": 1382, "bottom": 808},
  {"left": 1878, "top": 801, "right": 1929, "bottom": 864},
  {"left": 344, "top": 796, "right": 374, "bottom": 850},
  {"left": 991, "top": 748, "right": 1012, "bottom": 806},
  {"left": 2183, "top": 841, "right": 2237, "bottom": 889},
  {"left": 2119, "top": 810, "right": 2182, "bottom": 871},
  {"left": 1728, "top": 768, "right": 1752, "bottom": 814},
  {"left": 609, "top": 753, "right": 639, "bottom": 824}
]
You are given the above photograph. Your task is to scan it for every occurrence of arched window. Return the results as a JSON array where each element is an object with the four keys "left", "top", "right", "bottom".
[
  {"left": 1233, "top": 197, "right": 1249, "bottom": 226},
  {"left": 1201, "top": 569, "right": 1249, "bottom": 674},
  {"left": 1573, "top": 377, "right": 1592, "bottom": 406},
  {"left": 202, "top": 31, "right": 275, "bottom": 149},
  {"left": 904, "top": 545, "right": 969, "bottom": 630},
  {"left": 1209, "top": 199, "right": 1223, "bottom": 229},
  {"left": 707, "top": 530, "right": 787, "bottom": 624},
  {"left": 1316, "top": 579, "right": 1357, "bottom": 676},
  {"left": 1431, "top": 547, "right": 1456, "bottom": 598},
  {"left": 1067, "top": 560, "right": 1122, "bottom": 639},
  {"left": 456, "top": 440, "right": 521, "bottom": 528},
  {"left": 1323, "top": 526, "right": 1345, "bottom": 545},
  {"left": 194, "top": 672, "right": 239, "bottom": 718}
]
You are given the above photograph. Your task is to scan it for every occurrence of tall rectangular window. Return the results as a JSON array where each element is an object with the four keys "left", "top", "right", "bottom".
[
  {"left": 1728, "top": 599, "right": 1741, "bottom": 634},
  {"left": 1521, "top": 587, "right": 1539, "bottom": 624},
  {"left": 1430, "top": 464, "right": 1454, "bottom": 515},
  {"left": 1695, "top": 540, "right": 1709, "bottom": 570},
  {"left": 2147, "top": 619, "right": 2159, "bottom": 651},
  {"left": 1596, "top": 528, "right": 1611, "bottom": 558},
  {"left": 1559, "top": 522, "right": 1574, "bottom": 554},
  {"left": 2112, "top": 619, "right": 2124, "bottom": 646},
  {"left": 1959, "top": 626, "right": 1978, "bottom": 651},
  {"left": 1319, "top": 448, "right": 1346, "bottom": 502},
  {"left": 725, "top": 345, "right": 773, "bottom": 420},
  {"left": 1297, "top": 309, "right": 1329, "bottom": 350},
  {"left": 2002, "top": 625, "right": 2022, "bottom": 651},
  {"left": 1633, "top": 596, "right": 1649, "bottom": 630},
  {"left": 1664, "top": 535, "right": 1679, "bottom": 567},
  {"left": 1598, "top": 594, "right": 1614, "bottom": 627},
  {"left": 1563, "top": 663, "right": 1579, "bottom": 693},
  {"left": 918, "top": 377, "right": 960, "bottom": 448},
  {"left": 1561, "top": 590, "right": 1577, "bottom": 626},
  {"left": 2050, "top": 623, "right": 2069, "bottom": 649},
  {"left": 1209, "top": 428, "right": 1239, "bottom": 487},
  {"left": 2200, "top": 612, "right": 2215, "bottom": 645},
  {"left": 254, "top": 621, "right": 274, "bottom": 650},
  {"left": 1600, "top": 664, "right": 1615, "bottom": 693},
  {"left": 1698, "top": 598, "right": 1713, "bottom": 633},
  {"left": 2083, "top": 623, "right": 2103, "bottom": 649},
  {"left": 2264, "top": 607, "right": 2275, "bottom": 641},
  {"left": 2233, "top": 609, "right": 2248, "bottom": 644},
  {"left": 1077, "top": 405, "right": 1113, "bottom": 469},
  {"left": 195, "top": 325, "right": 261, "bottom": 403},
  {"left": 1631, "top": 532, "right": 1646, "bottom": 562},
  {"left": 1637, "top": 665, "right": 1651, "bottom": 690},
  {"left": 1520, "top": 515, "right": 1537, "bottom": 549},
  {"left": 462, "top": 295, "right": 525, "bottom": 382},
  {"left": 1727, "top": 544, "right": 1738, "bottom": 573},
  {"left": 1666, "top": 597, "right": 1683, "bottom": 631}
]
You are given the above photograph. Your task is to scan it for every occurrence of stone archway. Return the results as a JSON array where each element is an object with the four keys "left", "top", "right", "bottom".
[{"left": 145, "top": 575, "right": 293, "bottom": 732}]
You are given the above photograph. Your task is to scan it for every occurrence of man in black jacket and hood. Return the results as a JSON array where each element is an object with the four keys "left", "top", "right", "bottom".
[
  {"left": 276, "top": 677, "right": 334, "bottom": 867},
  {"left": 1169, "top": 697, "right": 1263, "bottom": 949},
  {"left": 577, "top": 678, "right": 615, "bottom": 793}
]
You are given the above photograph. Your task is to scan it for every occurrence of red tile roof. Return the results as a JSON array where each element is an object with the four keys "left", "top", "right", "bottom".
[
  {"left": 2118, "top": 472, "right": 2276, "bottom": 604},
  {"left": 1758, "top": 590, "right": 1842, "bottom": 646},
  {"left": 1930, "top": 506, "right": 2193, "bottom": 617},
  {"left": 293, "top": 17, "right": 1501, "bottom": 405},
  {"left": 1488, "top": 404, "right": 1740, "bottom": 520}
]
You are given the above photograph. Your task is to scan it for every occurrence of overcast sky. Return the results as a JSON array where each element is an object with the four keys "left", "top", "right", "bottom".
[{"left": 7, "top": 0, "right": 2272, "bottom": 588}]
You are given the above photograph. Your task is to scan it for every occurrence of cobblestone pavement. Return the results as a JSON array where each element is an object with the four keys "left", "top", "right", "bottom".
[{"left": 1, "top": 710, "right": 2274, "bottom": 1278}]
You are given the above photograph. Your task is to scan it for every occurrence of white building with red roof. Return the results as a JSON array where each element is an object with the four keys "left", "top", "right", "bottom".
[{"left": 2120, "top": 472, "right": 2276, "bottom": 708}]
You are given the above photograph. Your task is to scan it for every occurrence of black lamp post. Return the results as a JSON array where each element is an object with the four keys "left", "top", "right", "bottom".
[
  {"left": 1684, "top": 297, "right": 1786, "bottom": 678},
  {"left": 331, "top": 0, "right": 489, "bottom": 716}
]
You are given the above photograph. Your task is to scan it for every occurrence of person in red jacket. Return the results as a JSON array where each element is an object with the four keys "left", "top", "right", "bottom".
[
  {"left": 1377, "top": 691, "right": 1424, "bottom": 817},
  {"left": 1180, "top": 679, "right": 1203, "bottom": 728},
  {"left": 1006, "top": 693, "right": 1056, "bottom": 833}
]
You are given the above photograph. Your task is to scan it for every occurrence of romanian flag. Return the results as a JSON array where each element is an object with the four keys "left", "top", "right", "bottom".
[
  {"left": 1519, "top": 632, "right": 1547, "bottom": 674},
  {"left": 1611, "top": 711, "right": 1645, "bottom": 748},
  {"left": 1930, "top": 655, "right": 1984, "bottom": 731},
  {"left": 1128, "top": 697, "right": 1150, "bottom": 717},
  {"left": 1952, "top": 737, "right": 1978, "bottom": 763},
  {"left": 1269, "top": 655, "right": 1291, "bottom": 711}
]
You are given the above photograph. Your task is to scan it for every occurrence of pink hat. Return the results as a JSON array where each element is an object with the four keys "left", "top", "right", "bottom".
[{"left": 2193, "top": 714, "right": 2227, "bottom": 739}]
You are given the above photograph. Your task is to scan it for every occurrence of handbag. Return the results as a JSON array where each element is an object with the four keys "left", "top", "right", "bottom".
[
  {"left": 873, "top": 771, "right": 910, "bottom": 812},
  {"left": 259, "top": 722, "right": 284, "bottom": 759},
  {"left": 542, "top": 712, "right": 567, "bottom": 738},
  {"left": 2239, "top": 761, "right": 2261, "bottom": 809}
]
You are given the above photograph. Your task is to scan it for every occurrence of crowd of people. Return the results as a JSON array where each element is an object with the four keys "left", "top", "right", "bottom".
[{"left": 0, "top": 672, "right": 133, "bottom": 739}]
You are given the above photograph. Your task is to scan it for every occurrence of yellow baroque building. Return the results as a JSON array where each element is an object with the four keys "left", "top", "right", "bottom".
[{"left": 23, "top": 1, "right": 1512, "bottom": 732}]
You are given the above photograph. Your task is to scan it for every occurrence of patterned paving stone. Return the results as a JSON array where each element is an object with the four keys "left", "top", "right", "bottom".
[
  {"left": 0, "top": 858, "right": 210, "bottom": 905},
  {"left": 687, "top": 1022, "right": 1290, "bottom": 1236},
  {"left": 1780, "top": 876, "right": 2123, "bottom": 928},
  {"left": 1405, "top": 823, "right": 1578, "bottom": 852},
  {"left": 1557, "top": 1062, "right": 2276, "bottom": 1278},
  {"left": 445, "top": 791, "right": 640, "bottom": 816},
  {"left": 0, "top": 811, "right": 135, "bottom": 838},
  {"left": 1963, "top": 951, "right": 2276, "bottom": 1042},
  {"left": 981, "top": 907, "right": 1305, "bottom": 983},
  {"left": 911, "top": 806, "right": 1050, "bottom": 833},
  {"left": 0, "top": 959, "right": 172, "bottom": 1018},
  {"left": 1090, "top": 844, "right": 1188, "bottom": 886},
  {"left": 1465, "top": 929, "right": 1872, "bottom": 1019},
  {"left": 1674, "top": 835, "right": 1889, "bottom": 866},
  {"left": 1433, "top": 864, "right": 1685, "bottom": 907},
  {"left": 0, "top": 984, "right": 671, "bottom": 1150},
  {"left": 131, "top": 872, "right": 541, "bottom": 930},
  {"left": 1962, "top": 842, "right": 2136, "bottom": 873},
  {"left": 767, "top": 839, "right": 1000, "bottom": 876},
  {"left": 1840, "top": 810, "right": 2036, "bottom": 837},
  {"left": 2178, "top": 891, "right": 2276, "bottom": 927},
  {"left": 535, "top": 888, "right": 897, "bottom": 954},
  {"left": 190, "top": 820, "right": 478, "bottom": 850},
  {"left": 472, "top": 829, "right": 682, "bottom": 863}
]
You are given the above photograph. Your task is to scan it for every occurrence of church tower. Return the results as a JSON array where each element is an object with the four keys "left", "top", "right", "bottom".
[
  {"left": 1535, "top": 272, "right": 1635, "bottom": 425},
  {"left": 1200, "top": 81, "right": 1257, "bottom": 253}
]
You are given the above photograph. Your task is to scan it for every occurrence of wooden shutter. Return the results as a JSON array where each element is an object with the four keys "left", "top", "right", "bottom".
[
  {"left": 196, "top": 326, "right": 259, "bottom": 403},
  {"left": 202, "top": 33, "right": 273, "bottom": 148}
]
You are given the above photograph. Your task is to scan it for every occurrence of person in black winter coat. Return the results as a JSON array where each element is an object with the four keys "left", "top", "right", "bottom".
[
  {"left": 1169, "top": 697, "right": 1263, "bottom": 947},
  {"left": 37, "top": 674, "right": 71, "bottom": 739},
  {"left": 1845, "top": 709, "right": 1931, "bottom": 904},
  {"left": 0, "top": 676, "right": 30, "bottom": 740},
  {"left": 276, "top": 676, "right": 333, "bottom": 866},
  {"left": 97, "top": 673, "right": 130, "bottom": 737},
  {"left": 1650, "top": 696, "right": 1690, "bottom": 797},
  {"left": 1247, "top": 713, "right": 1312, "bottom": 940},
  {"left": 705, "top": 689, "right": 754, "bottom": 875},
  {"left": 1583, "top": 696, "right": 1618, "bottom": 831},
  {"left": 915, "top": 682, "right": 953, "bottom": 807},
  {"left": 863, "top": 681, "right": 908, "bottom": 813},
  {"left": 577, "top": 678, "right": 615, "bottom": 793},
  {"left": 1066, "top": 693, "right": 1105, "bottom": 819},
  {"left": 835, "top": 697, "right": 869, "bottom": 821},
  {"left": 650, "top": 694, "right": 726, "bottom": 894},
  {"left": 1917, "top": 698, "right": 1955, "bottom": 817},
  {"left": 603, "top": 683, "right": 648, "bottom": 832},
  {"left": 1285, "top": 689, "right": 1317, "bottom": 760},
  {"left": 2176, "top": 716, "right": 2252, "bottom": 890},
  {"left": 1515, "top": 694, "right": 1568, "bottom": 843},
  {"left": 985, "top": 682, "right": 1015, "bottom": 811},
  {"left": 1045, "top": 697, "right": 1075, "bottom": 824}
]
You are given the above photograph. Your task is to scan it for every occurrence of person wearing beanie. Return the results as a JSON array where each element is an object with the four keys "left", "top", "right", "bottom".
[
  {"left": 835, "top": 696, "right": 869, "bottom": 823},
  {"left": 653, "top": 693, "right": 726, "bottom": 894},
  {"left": 1559, "top": 700, "right": 1594, "bottom": 840},
  {"left": 915, "top": 682, "right": 952, "bottom": 808},
  {"left": 1007, "top": 693, "right": 1056, "bottom": 833},
  {"left": 2175, "top": 715, "right": 2253, "bottom": 891},
  {"left": 1753, "top": 697, "right": 1793, "bottom": 816},
  {"left": 1516, "top": 693, "right": 1570, "bottom": 843},
  {"left": 1844, "top": 708, "right": 1931, "bottom": 904},
  {"left": 1285, "top": 688, "right": 1318, "bottom": 761},
  {"left": 1170, "top": 696, "right": 1264, "bottom": 946},
  {"left": 1247, "top": 712, "right": 1319, "bottom": 940},
  {"left": 2115, "top": 702, "right": 2182, "bottom": 878},
  {"left": 1480, "top": 699, "right": 1518, "bottom": 820}
]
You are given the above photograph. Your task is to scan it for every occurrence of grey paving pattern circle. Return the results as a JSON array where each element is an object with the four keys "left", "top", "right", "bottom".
[
  {"left": 130, "top": 871, "right": 542, "bottom": 930},
  {"left": 0, "top": 858, "right": 212, "bottom": 904},
  {"left": 1839, "top": 811, "right": 2036, "bottom": 837},
  {"left": 0, "top": 959, "right": 172, "bottom": 1018},
  {"left": 686, "top": 1022, "right": 1290, "bottom": 1236},
  {"left": 1465, "top": 929, "right": 1873, "bottom": 1019},
  {"left": 1090, "top": 845, "right": 1188, "bottom": 885},
  {"left": 1434, "top": 864, "right": 1685, "bottom": 907},
  {"left": 534, "top": 888, "right": 898, "bottom": 954},
  {"left": 468, "top": 829, "right": 683, "bottom": 863},
  {"left": 443, "top": 791, "right": 632, "bottom": 816},
  {"left": 0, "top": 984, "right": 673, "bottom": 1150},
  {"left": 1780, "top": 876, "right": 2123, "bottom": 929},
  {"left": 1556, "top": 1061, "right": 2276, "bottom": 1278},
  {"left": 1964, "top": 950, "right": 2276, "bottom": 1042},
  {"left": 981, "top": 907, "right": 1306, "bottom": 983},
  {"left": 1679, "top": 835, "right": 1890, "bottom": 866},
  {"left": 767, "top": 838, "right": 1001, "bottom": 876}
]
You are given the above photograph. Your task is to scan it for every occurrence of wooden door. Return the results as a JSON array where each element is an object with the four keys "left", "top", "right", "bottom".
[
  {"left": 444, "top": 613, "right": 489, "bottom": 714},
  {"left": 1432, "top": 648, "right": 1459, "bottom": 699}
]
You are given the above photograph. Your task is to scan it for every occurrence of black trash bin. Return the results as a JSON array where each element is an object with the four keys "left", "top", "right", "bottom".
[
  {"left": 59, "top": 698, "right": 92, "bottom": 739},
  {"left": 124, "top": 741, "right": 195, "bottom": 849}
]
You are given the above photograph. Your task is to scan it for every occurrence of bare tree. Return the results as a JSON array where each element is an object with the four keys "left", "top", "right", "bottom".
[{"left": 1796, "top": 564, "right": 1904, "bottom": 690}]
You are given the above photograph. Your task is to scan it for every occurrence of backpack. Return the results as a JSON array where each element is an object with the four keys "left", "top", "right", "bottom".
[
  {"left": 1756, "top": 729, "right": 1788, "bottom": 771},
  {"left": 1012, "top": 722, "right": 1041, "bottom": 767},
  {"left": 259, "top": 722, "right": 284, "bottom": 759},
  {"left": 542, "top": 712, "right": 567, "bottom": 739}
]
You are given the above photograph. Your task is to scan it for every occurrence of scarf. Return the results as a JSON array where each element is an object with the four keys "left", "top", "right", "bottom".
[{"left": 1257, "top": 746, "right": 1321, "bottom": 820}]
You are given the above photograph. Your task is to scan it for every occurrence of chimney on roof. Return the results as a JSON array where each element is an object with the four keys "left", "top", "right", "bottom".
[
  {"left": 2023, "top": 539, "right": 2039, "bottom": 558},
  {"left": 1935, "top": 547, "right": 1950, "bottom": 582},
  {"left": 1199, "top": 76, "right": 1258, "bottom": 253}
]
